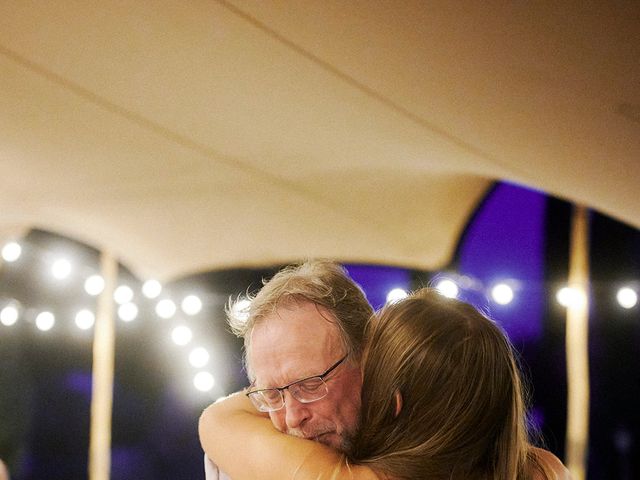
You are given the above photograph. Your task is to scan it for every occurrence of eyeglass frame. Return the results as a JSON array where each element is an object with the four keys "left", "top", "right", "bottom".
[{"left": 245, "top": 354, "right": 349, "bottom": 412}]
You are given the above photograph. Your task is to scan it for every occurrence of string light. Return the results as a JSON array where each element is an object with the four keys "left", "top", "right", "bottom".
[
  {"left": 2, "top": 238, "right": 220, "bottom": 396},
  {"left": 617, "top": 287, "right": 638, "bottom": 309},
  {"left": 75, "top": 310, "right": 95, "bottom": 330},
  {"left": 171, "top": 325, "right": 193, "bottom": 346},
  {"left": 386, "top": 288, "right": 408, "bottom": 303},
  {"left": 181, "top": 295, "right": 203, "bottom": 316},
  {"left": 193, "top": 371, "right": 215, "bottom": 392},
  {"left": 36, "top": 311, "right": 55, "bottom": 331},
  {"left": 189, "top": 347, "right": 210, "bottom": 368},
  {"left": 114, "top": 285, "right": 134, "bottom": 305},
  {"left": 118, "top": 302, "right": 138, "bottom": 322},
  {"left": 556, "top": 287, "right": 587, "bottom": 308},
  {"left": 3, "top": 234, "right": 639, "bottom": 404},
  {"left": 51, "top": 259, "right": 72, "bottom": 280},
  {"left": 142, "top": 280, "right": 162, "bottom": 299},
  {"left": 436, "top": 279, "right": 459, "bottom": 299},
  {"left": 84, "top": 275, "right": 105, "bottom": 296},
  {"left": 491, "top": 283, "right": 514, "bottom": 305},
  {"left": 0, "top": 304, "right": 19, "bottom": 326},
  {"left": 156, "top": 299, "right": 177, "bottom": 319},
  {"left": 1, "top": 242, "right": 22, "bottom": 262}
]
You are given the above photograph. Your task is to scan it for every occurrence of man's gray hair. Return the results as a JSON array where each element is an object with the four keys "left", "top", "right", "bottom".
[{"left": 227, "top": 260, "right": 373, "bottom": 371}]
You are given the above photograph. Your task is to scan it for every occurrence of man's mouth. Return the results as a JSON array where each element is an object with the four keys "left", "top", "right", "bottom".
[{"left": 313, "top": 432, "right": 335, "bottom": 445}]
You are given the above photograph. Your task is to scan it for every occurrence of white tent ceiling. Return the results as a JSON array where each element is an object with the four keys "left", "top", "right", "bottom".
[{"left": 1, "top": 1, "right": 638, "bottom": 280}]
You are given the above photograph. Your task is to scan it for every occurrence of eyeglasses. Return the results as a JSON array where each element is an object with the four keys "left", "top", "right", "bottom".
[{"left": 246, "top": 355, "right": 348, "bottom": 412}]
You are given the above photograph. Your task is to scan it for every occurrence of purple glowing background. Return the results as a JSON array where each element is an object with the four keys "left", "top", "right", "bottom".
[
  {"left": 345, "top": 265, "right": 411, "bottom": 310},
  {"left": 458, "top": 183, "right": 547, "bottom": 342}
]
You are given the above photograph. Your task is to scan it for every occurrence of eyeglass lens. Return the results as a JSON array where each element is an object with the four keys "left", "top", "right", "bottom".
[{"left": 249, "top": 377, "right": 329, "bottom": 412}]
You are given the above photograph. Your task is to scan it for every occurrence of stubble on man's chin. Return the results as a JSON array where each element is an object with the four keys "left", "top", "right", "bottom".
[
  {"left": 286, "top": 424, "right": 354, "bottom": 453},
  {"left": 338, "top": 433, "right": 355, "bottom": 454},
  {"left": 340, "top": 414, "right": 362, "bottom": 456},
  {"left": 318, "top": 427, "right": 357, "bottom": 453},
  {"left": 340, "top": 417, "right": 361, "bottom": 454}
]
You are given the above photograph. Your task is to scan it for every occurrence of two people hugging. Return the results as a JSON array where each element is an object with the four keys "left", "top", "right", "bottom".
[{"left": 199, "top": 261, "right": 570, "bottom": 479}]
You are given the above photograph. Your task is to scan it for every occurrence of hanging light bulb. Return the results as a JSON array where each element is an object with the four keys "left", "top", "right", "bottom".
[
  {"left": 189, "top": 347, "right": 210, "bottom": 368},
  {"left": 436, "top": 279, "right": 459, "bottom": 299},
  {"left": 491, "top": 283, "right": 514, "bottom": 305},
  {"left": 181, "top": 295, "right": 203, "bottom": 316},
  {"left": 156, "top": 299, "right": 177, "bottom": 319},
  {"left": 118, "top": 303, "right": 139, "bottom": 322},
  {"left": 617, "top": 287, "right": 638, "bottom": 309},
  {"left": 75, "top": 310, "right": 95, "bottom": 330},
  {"left": 386, "top": 288, "right": 408, "bottom": 303},
  {"left": 1, "top": 242, "right": 22, "bottom": 262},
  {"left": 114, "top": 285, "right": 134, "bottom": 305},
  {"left": 0, "top": 304, "right": 19, "bottom": 326},
  {"left": 193, "top": 372, "right": 215, "bottom": 392},
  {"left": 51, "top": 259, "right": 72, "bottom": 280},
  {"left": 36, "top": 311, "right": 55, "bottom": 331},
  {"left": 556, "top": 287, "right": 586, "bottom": 308},
  {"left": 142, "top": 280, "right": 162, "bottom": 299},
  {"left": 171, "top": 325, "right": 193, "bottom": 346},
  {"left": 84, "top": 275, "right": 105, "bottom": 296}
]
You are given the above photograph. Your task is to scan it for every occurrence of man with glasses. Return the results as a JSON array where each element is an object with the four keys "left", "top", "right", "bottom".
[
  {"left": 205, "top": 260, "right": 373, "bottom": 479},
  {"left": 246, "top": 355, "right": 348, "bottom": 415}
]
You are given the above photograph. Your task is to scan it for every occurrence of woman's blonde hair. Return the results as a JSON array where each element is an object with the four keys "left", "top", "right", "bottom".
[{"left": 349, "top": 288, "right": 554, "bottom": 480}]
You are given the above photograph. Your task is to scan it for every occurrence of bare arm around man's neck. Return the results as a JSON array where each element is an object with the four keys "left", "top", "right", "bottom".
[{"left": 199, "top": 392, "right": 379, "bottom": 480}]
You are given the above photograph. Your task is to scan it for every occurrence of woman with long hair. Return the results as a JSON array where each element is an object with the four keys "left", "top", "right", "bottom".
[{"left": 199, "top": 288, "right": 570, "bottom": 479}]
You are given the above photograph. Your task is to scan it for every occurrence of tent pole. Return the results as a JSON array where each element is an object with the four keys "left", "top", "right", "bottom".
[
  {"left": 564, "top": 205, "right": 590, "bottom": 480},
  {"left": 88, "top": 251, "right": 117, "bottom": 480}
]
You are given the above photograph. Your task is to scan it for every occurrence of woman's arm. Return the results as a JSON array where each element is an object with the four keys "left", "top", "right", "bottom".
[{"left": 198, "top": 392, "right": 378, "bottom": 480}]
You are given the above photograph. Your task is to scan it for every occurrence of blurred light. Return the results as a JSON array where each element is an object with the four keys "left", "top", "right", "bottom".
[
  {"left": 231, "top": 299, "right": 251, "bottom": 321},
  {"left": 189, "top": 347, "right": 210, "bottom": 368},
  {"left": 1, "top": 242, "right": 22, "bottom": 262},
  {"left": 556, "top": 287, "right": 586, "bottom": 308},
  {"left": 617, "top": 287, "right": 638, "bottom": 309},
  {"left": 36, "top": 311, "right": 55, "bottom": 331},
  {"left": 118, "top": 302, "right": 139, "bottom": 322},
  {"left": 171, "top": 325, "right": 193, "bottom": 346},
  {"left": 386, "top": 288, "right": 408, "bottom": 303},
  {"left": 0, "top": 305, "right": 19, "bottom": 326},
  {"left": 436, "top": 279, "right": 459, "bottom": 299},
  {"left": 52, "top": 259, "right": 72, "bottom": 279},
  {"left": 156, "top": 299, "right": 177, "bottom": 319},
  {"left": 114, "top": 285, "right": 134, "bottom": 305},
  {"left": 182, "top": 295, "right": 203, "bottom": 316},
  {"left": 142, "top": 280, "right": 162, "bottom": 299},
  {"left": 75, "top": 310, "right": 95, "bottom": 330},
  {"left": 614, "top": 428, "right": 632, "bottom": 452},
  {"left": 491, "top": 283, "right": 514, "bottom": 305},
  {"left": 84, "top": 275, "right": 105, "bottom": 296},
  {"left": 458, "top": 274, "right": 482, "bottom": 291},
  {"left": 194, "top": 371, "right": 215, "bottom": 392}
]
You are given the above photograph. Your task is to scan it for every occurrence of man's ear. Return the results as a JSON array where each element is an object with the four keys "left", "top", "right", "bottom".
[{"left": 393, "top": 389, "right": 403, "bottom": 417}]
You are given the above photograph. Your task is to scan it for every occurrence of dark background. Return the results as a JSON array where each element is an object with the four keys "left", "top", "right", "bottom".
[{"left": 1, "top": 181, "right": 638, "bottom": 479}]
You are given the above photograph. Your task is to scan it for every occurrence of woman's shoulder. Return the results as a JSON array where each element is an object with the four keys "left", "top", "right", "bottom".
[
  {"left": 291, "top": 445, "right": 382, "bottom": 480},
  {"left": 530, "top": 447, "right": 573, "bottom": 480},
  {"left": 347, "top": 465, "right": 386, "bottom": 480}
]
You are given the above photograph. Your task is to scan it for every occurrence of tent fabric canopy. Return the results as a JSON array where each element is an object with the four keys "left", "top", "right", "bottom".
[{"left": 1, "top": 1, "right": 638, "bottom": 280}]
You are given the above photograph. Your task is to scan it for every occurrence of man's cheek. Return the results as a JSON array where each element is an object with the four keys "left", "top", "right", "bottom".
[{"left": 269, "top": 411, "right": 286, "bottom": 432}]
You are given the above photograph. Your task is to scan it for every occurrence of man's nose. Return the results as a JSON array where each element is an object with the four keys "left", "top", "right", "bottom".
[{"left": 283, "top": 390, "right": 311, "bottom": 430}]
